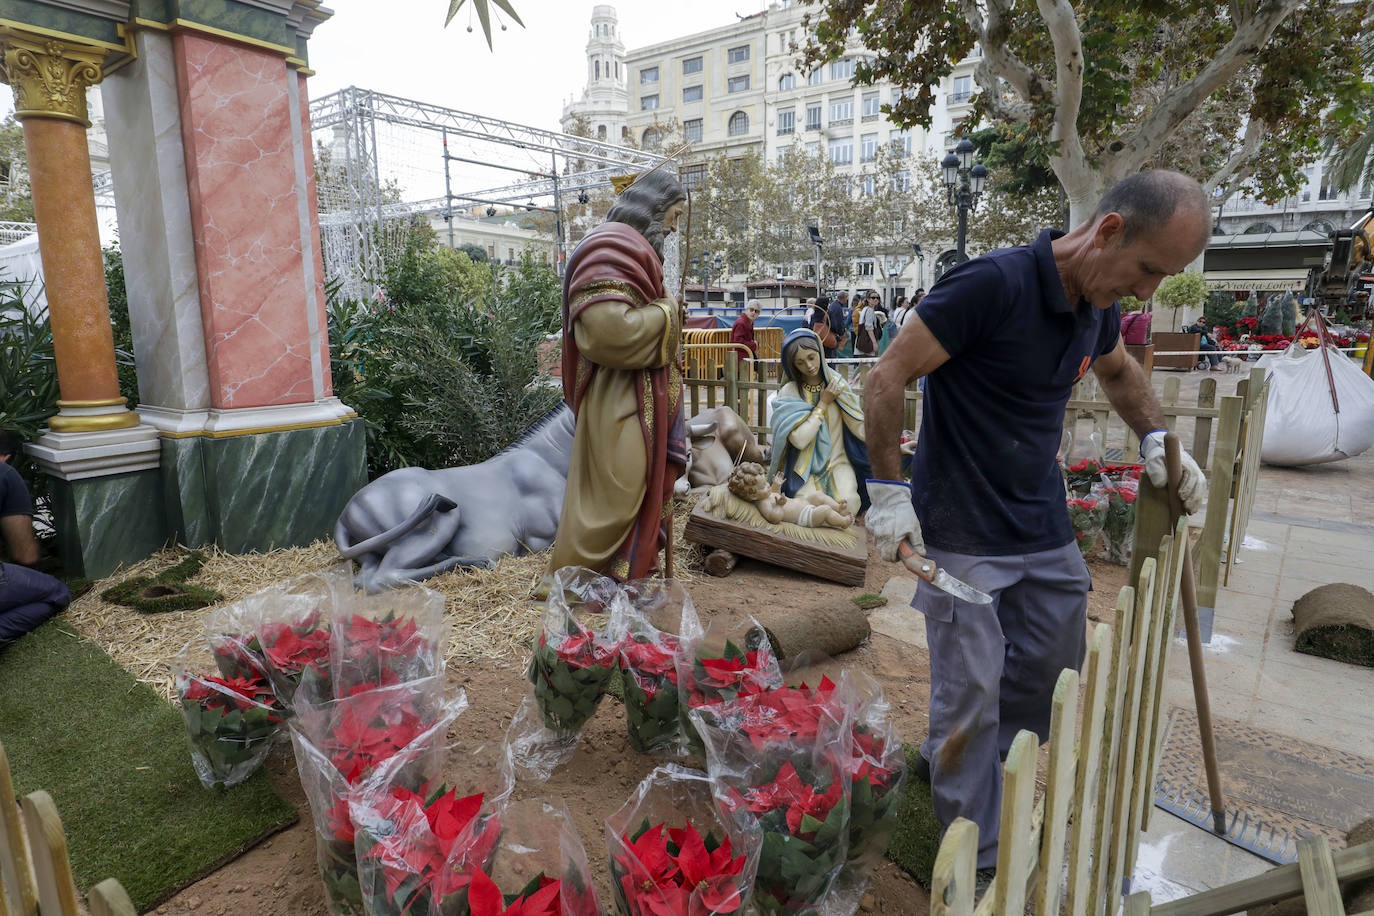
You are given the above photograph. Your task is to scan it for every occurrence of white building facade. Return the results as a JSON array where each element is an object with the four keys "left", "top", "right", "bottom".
[
  {"left": 560, "top": 0, "right": 979, "bottom": 302},
  {"left": 560, "top": 5, "right": 632, "bottom": 145}
]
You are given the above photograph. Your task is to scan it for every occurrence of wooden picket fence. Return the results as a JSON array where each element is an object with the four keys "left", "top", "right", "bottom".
[
  {"left": 929, "top": 503, "right": 1189, "bottom": 916},
  {"left": 1, "top": 742, "right": 134, "bottom": 916}
]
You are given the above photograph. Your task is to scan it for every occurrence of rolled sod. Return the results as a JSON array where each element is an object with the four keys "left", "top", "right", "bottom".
[
  {"left": 1292, "top": 583, "right": 1374, "bottom": 668},
  {"left": 0, "top": 619, "right": 296, "bottom": 911},
  {"left": 885, "top": 743, "right": 942, "bottom": 888}
]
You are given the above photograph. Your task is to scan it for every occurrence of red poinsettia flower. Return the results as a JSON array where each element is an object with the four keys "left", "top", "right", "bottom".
[
  {"left": 324, "top": 693, "right": 427, "bottom": 783},
  {"left": 465, "top": 869, "right": 563, "bottom": 916},
  {"left": 615, "top": 821, "right": 745, "bottom": 916},
  {"left": 744, "top": 761, "right": 845, "bottom": 839},
  {"left": 621, "top": 636, "right": 680, "bottom": 680},
  {"left": 260, "top": 619, "right": 331, "bottom": 674},
  {"left": 327, "top": 797, "right": 355, "bottom": 845}
]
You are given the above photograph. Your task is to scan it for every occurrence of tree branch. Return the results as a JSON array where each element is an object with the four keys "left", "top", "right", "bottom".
[
  {"left": 962, "top": 0, "right": 1042, "bottom": 105},
  {"left": 1202, "top": 117, "right": 1265, "bottom": 197},
  {"left": 1111, "top": 0, "right": 1300, "bottom": 181},
  {"left": 974, "top": 64, "right": 1033, "bottom": 123},
  {"left": 1035, "top": 0, "right": 1089, "bottom": 191}
]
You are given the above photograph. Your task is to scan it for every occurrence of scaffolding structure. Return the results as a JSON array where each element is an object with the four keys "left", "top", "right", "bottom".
[{"left": 308, "top": 86, "right": 667, "bottom": 301}]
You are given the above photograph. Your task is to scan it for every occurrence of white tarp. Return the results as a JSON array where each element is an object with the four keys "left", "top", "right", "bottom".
[
  {"left": 0, "top": 232, "right": 46, "bottom": 315},
  {"left": 1258, "top": 344, "right": 1374, "bottom": 466}
]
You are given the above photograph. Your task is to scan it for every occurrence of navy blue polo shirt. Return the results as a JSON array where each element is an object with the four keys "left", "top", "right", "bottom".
[
  {"left": 0, "top": 460, "right": 33, "bottom": 518},
  {"left": 911, "top": 229, "right": 1121, "bottom": 555}
]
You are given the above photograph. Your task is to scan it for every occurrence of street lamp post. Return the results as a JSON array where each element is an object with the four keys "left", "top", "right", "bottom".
[
  {"left": 776, "top": 271, "right": 785, "bottom": 309},
  {"left": 692, "top": 250, "right": 723, "bottom": 309},
  {"left": 941, "top": 138, "right": 988, "bottom": 264},
  {"left": 808, "top": 225, "right": 824, "bottom": 300},
  {"left": 912, "top": 243, "right": 925, "bottom": 291}
]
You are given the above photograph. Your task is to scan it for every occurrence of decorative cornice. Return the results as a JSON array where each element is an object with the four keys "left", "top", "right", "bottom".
[{"left": 0, "top": 29, "right": 105, "bottom": 125}]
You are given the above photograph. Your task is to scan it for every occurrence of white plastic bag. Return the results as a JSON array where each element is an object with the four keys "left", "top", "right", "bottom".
[{"left": 1260, "top": 344, "right": 1374, "bottom": 466}]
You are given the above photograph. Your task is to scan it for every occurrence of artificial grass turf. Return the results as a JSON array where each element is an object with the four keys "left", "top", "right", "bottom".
[
  {"left": 885, "top": 743, "right": 942, "bottom": 888},
  {"left": 0, "top": 619, "right": 297, "bottom": 911}
]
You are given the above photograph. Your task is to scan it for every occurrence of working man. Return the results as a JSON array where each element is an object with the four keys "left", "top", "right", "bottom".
[
  {"left": 862, "top": 169, "right": 1209, "bottom": 875},
  {"left": 1, "top": 431, "right": 70, "bottom": 646}
]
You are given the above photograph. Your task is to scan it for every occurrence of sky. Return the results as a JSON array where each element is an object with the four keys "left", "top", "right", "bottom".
[{"left": 308, "top": 0, "right": 774, "bottom": 130}]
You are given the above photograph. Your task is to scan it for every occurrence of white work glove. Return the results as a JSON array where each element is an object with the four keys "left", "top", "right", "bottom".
[
  {"left": 864, "top": 480, "right": 925, "bottom": 561},
  {"left": 1140, "top": 430, "right": 1206, "bottom": 515}
]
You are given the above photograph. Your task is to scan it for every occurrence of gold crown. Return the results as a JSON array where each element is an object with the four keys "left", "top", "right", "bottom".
[{"left": 609, "top": 142, "right": 694, "bottom": 197}]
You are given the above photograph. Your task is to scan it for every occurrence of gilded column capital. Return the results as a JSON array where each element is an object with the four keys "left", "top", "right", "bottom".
[{"left": 0, "top": 30, "right": 104, "bottom": 126}]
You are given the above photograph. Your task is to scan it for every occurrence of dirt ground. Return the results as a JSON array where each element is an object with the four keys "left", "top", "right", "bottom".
[{"left": 144, "top": 543, "right": 1128, "bottom": 916}]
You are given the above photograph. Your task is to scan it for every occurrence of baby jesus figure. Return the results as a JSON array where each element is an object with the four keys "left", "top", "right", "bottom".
[{"left": 726, "top": 461, "right": 854, "bottom": 530}]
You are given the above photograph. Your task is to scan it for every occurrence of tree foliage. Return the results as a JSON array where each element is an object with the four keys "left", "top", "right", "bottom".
[
  {"left": 800, "top": 0, "right": 1373, "bottom": 220},
  {"left": 0, "top": 115, "right": 34, "bottom": 222}
]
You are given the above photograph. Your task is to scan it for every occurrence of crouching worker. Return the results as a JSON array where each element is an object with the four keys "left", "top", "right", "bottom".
[{"left": 1, "top": 431, "right": 70, "bottom": 647}]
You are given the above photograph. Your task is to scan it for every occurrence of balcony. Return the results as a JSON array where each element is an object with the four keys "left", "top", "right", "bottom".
[
  {"left": 777, "top": 126, "right": 795, "bottom": 136},
  {"left": 829, "top": 117, "right": 852, "bottom": 128},
  {"left": 861, "top": 113, "right": 879, "bottom": 122},
  {"left": 947, "top": 90, "right": 974, "bottom": 104}
]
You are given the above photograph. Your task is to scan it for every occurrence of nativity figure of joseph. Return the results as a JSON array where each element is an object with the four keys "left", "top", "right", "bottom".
[{"left": 548, "top": 169, "right": 690, "bottom": 581}]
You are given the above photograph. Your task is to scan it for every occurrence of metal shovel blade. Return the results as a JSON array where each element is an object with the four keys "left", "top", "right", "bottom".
[{"left": 898, "top": 541, "right": 993, "bottom": 604}]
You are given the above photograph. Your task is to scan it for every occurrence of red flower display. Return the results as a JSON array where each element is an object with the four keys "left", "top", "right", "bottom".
[{"left": 611, "top": 820, "right": 747, "bottom": 916}]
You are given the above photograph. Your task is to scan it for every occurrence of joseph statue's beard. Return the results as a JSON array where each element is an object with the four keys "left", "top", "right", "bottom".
[{"left": 644, "top": 223, "right": 667, "bottom": 262}]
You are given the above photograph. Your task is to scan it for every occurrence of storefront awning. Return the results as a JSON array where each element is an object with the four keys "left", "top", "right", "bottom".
[{"left": 1203, "top": 268, "right": 1312, "bottom": 292}]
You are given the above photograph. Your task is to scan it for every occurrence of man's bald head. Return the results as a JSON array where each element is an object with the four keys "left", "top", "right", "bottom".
[{"left": 1091, "top": 170, "right": 1210, "bottom": 250}]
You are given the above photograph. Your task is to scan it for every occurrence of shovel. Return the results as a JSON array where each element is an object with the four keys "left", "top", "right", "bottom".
[{"left": 897, "top": 540, "right": 993, "bottom": 604}]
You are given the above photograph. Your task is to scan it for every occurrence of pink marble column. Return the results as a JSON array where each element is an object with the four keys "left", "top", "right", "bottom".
[{"left": 172, "top": 32, "right": 315, "bottom": 409}]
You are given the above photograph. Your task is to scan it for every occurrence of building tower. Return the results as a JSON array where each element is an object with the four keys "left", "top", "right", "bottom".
[{"left": 560, "top": 5, "right": 630, "bottom": 143}]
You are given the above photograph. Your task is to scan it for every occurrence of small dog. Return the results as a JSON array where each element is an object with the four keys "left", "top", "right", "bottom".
[{"left": 1221, "top": 355, "right": 1244, "bottom": 373}]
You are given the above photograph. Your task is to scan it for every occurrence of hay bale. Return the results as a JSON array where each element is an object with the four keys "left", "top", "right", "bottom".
[
  {"left": 1292, "top": 584, "right": 1374, "bottom": 667},
  {"left": 751, "top": 600, "right": 870, "bottom": 665}
]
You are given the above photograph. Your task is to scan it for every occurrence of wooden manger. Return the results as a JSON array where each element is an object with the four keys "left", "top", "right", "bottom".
[{"left": 683, "top": 499, "right": 868, "bottom": 587}]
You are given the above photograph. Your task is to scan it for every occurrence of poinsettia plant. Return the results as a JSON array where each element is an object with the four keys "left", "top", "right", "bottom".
[
  {"left": 740, "top": 758, "right": 849, "bottom": 913},
  {"left": 1097, "top": 470, "right": 1141, "bottom": 566},
  {"left": 353, "top": 784, "right": 499, "bottom": 916},
  {"left": 620, "top": 633, "right": 683, "bottom": 754},
  {"left": 1067, "top": 496, "right": 1107, "bottom": 559},
  {"left": 609, "top": 819, "right": 748, "bottom": 916},
  {"left": 1063, "top": 458, "right": 1103, "bottom": 496},
  {"left": 528, "top": 622, "right": 620, "bottom": 736},
  {"left": 176, "top": 671, "right": 283, "bottom": 789},
  {"left": 257, "top": 606, "right": 332, "bottom": 704},
  {"left": 677, "top": 639, "right": 778, "bottom": 757}
]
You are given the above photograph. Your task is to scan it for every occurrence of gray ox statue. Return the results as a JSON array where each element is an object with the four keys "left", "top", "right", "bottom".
[
  {"left": 334, "top": 405, "right": 576, "bottom": 592},
  {"left": 677, "top": 406, "right": 769, "bottom": 495}
]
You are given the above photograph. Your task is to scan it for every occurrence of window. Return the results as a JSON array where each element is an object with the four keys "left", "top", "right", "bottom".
[
  {"left": 642, "top": 127, "right": 660, "bottom": 147},
  {"left": 779, "top": 73, "right": 796, "bottom": 91},
  {"left": 777, "top": 109, "right": 795, "bottom": 135},
  {"left": 487, "top": 244, "right": 496, "bottom": 258},
  {"left": 728, "top": 111, "right": 749, "bottom": 136},
  {"left": 684, "top": 118, "right": 703, "bottom": 142},
  {"left": 949, "top": 75, "right": 972, "bottom": 103},
  {"left": 597, "top": 124, "right": 607, "bottom": 139},
  {"left": 805, "top": 104, "right": 822, "bottom": 131},
  {"left": 829, "top": 58, "right": 854, "bottom": 81},
  {"left": 728, "top": 75, "right": 751, "bottom": 93},
  {"left": 641, "top": 94, "right": 659, "bottom": 110},
  {"left": 683, "top": 85, "right": 703, "bottom": 103},
  {"left": 858, "top": 260, "right": 874, "bottom": 277},
  {"left": 615, "top": 62, "right": 620, "bottom": 79},
  {"left": 893, "top": 170, "right": 911, "bottom": 192},
  {"left": 640, "top": 66, "right": 658, "bottom": 84},
  {"left": 862, "top": 91, "right": 880, "bottom": 119},
  {"left": 594, "top": 60, "right": 600, "bottom": 80},
  {"left": 860, "top": 175, "right": 876, "bottom": 197},
  {"left": 728, "top": 45, "right": 750, "bottom": 64},
  {"left": 829, "top": 98, "right": 853, "bottom": 123},
  {"left": 890, "top": 129, "right": 912, "bottom": 156},
  {"left": 680, "top": 163, "right": 707, "bottom": 190},
  {"left": 805, "top": 140, "right": 821, "bottom": 157},
  {"left": 683, "top": 56, "right": 703, "bottom": 75},
  {"left": 860, "top": 132, "right": 878, "bottom": 162},
  {"left": 807, "top": 68, "right": 823, "bottom": 86},
  {"left": 828, "top": 137, "right": 853, "bottom": 165}
]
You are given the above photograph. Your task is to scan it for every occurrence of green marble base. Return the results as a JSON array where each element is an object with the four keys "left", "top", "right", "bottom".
[
  {"left": 48, "top": 470, "right": 170, "bottom": 579},
  {"left": 199, "top": 419, "right": 366, "bottom": 554}
]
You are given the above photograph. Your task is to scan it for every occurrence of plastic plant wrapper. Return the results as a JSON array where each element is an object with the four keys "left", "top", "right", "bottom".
[
  {"left": 614, "top": 578, "right": 693, "bottom": 756},
  {"left": 505, "top": 696, "right": 578, "bottom": 784},
  {"left": 605, "top": 764, "right": 761, "bottom": 916},
  {"left": 1096, "top": 468, "right": 1141, "bottom": 566},
  {"left": 203, "top": 596, "right": 271, "bottom": 682},
  {"left": 174, "top": 640, "right": 284, "bottom": 789},
  {"left": 290, "top": 678, "right": 462, "bottom": 916},
  {"left": 674, "top": 604, "right": 781, "bottom": 758},
  {"left": 328, "top": 577, "right": 449, "bottom": 695},
  {"left": 350, "top": 722, "right": 513, "bottom": 916},
  {"left": 435, "top": 796, "right": 604, "bottom": 916},
  {"left": 527, "top": 567, "right": 623, "bottom": 737},
  {"left": 251, "top": 564, "right": 352, "bottom": 707},
  {"left": 1066, "top": 494, "right": 1107, "bottom": 560},
  {"left": 691, "top": 689, "right": 850, "bottom": 914},
  {"left": 827, "top": 671, "right": 906, "bottom": 913}
]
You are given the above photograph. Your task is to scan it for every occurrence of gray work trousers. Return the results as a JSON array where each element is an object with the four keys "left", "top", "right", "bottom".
[{"left": 911, "top": 540, "right": 1090, "bottom": 869}]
